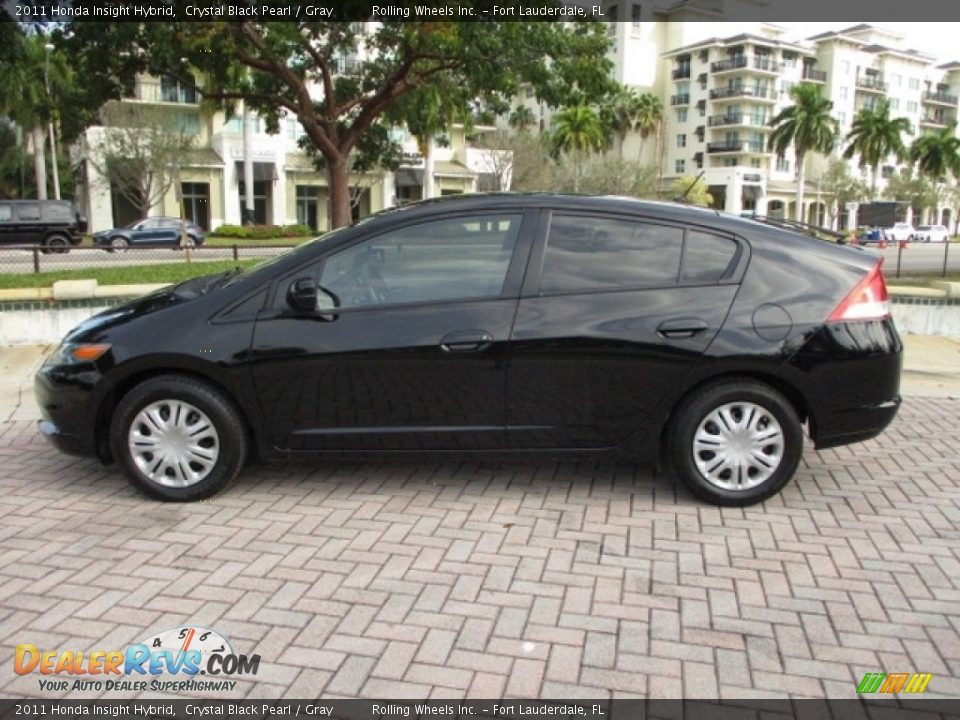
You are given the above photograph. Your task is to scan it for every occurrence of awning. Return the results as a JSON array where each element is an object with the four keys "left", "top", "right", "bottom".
[
  {"left": 234, "top": 161, "right": 277, "bottom": 182},
  {"left": 395, "top": 168, "right": 424, "bottom": 187}
]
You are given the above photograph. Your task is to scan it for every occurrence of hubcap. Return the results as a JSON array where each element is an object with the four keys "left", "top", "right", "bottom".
[
  {"left": 128, "top": 400, "right": 219, "bottom": 487},
  {"left": 692, "top": 401, "right": 784, "bottom": 491}
]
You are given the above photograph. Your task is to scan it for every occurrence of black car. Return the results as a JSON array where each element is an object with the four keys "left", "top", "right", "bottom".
[
  {"left": 92, "top": 217, "right": 205, "bottom": 251},
  {"left": 0, "top": 199, "right": 87, "bottom": 252},
  {"left": 35, "top": 194, "right": 902, "bottom": 506}
]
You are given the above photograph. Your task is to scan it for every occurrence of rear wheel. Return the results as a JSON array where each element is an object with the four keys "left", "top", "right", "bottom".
[
  {"left": 44, "top": 234, "right": 70, "bottom": 254},
  {"left": 111, "top": 237, "right": 129, "bottom": 252},
  {"left": 109, "top": 376, "right": 248, "bottom": 501},
  {"left": 669, "top": 380, "right": 803, "bottom": 506}
]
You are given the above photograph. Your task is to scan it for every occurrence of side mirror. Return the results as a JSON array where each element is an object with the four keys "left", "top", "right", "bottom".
[{"left": 287, "top": 277, "right": 317, "bottom": 312}]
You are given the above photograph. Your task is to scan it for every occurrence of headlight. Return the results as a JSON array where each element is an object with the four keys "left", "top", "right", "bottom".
[{"left": 47, "top": 342, "right": 111, "bottom": 366}]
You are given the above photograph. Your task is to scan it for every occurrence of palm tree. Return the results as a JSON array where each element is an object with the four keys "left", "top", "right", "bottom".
[
  {"left": 633, "top": 92, "right": 664, "bottom": 163},
  {"left": 910, "top": 124, "right": 960, "bottom": 183},
  {"left": 768, "top": 83, "right": 838, "bottom": 222},
  {"left": 550, "top": 104, "right": 606, "bottom": 192},
  {"left": 843, "top": 99, "right": 912, "bottom": 198},
  {"left": 603, "top": 87, "right": 641, "bottom": 156},
  {"left": 508, "top": 105, "right": 536, "bottom": 133}
]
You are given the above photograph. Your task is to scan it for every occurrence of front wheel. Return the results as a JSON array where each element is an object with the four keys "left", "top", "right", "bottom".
[
  {"left": 44, "top": 234, "right": 70, "bottom": 254},
  {"left": 669, "top": 380, "right": 803, "bottom": 506},
  {"left": 109, "top": 376, "right": 248, "bottom": 501}
]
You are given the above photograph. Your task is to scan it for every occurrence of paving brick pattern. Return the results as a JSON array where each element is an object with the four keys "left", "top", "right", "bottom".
[{"left": 1, "top": 397, "right": 959, "bottom": 700}]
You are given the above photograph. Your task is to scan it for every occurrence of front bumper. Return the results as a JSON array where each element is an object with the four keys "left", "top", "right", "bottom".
[{"left": 34, "top": 365, "right": 102, "bottom": 459}]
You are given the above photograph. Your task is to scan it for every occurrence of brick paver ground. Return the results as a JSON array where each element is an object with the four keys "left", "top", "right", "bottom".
[{"left": 1, "top": 397, "right": 959, "bottom": 700}]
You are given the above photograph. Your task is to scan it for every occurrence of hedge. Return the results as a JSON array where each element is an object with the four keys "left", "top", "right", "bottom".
[{"left": 211, "top": 224, "right": 313, "bottom": 239}]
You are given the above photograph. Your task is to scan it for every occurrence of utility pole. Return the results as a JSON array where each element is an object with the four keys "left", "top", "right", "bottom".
[{"left": 242, "top": 101, "right": 255, "bottom": 225}]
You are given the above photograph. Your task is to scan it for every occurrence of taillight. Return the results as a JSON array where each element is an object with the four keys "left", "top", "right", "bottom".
[{"left": 827, "top": 261, "right": 890, "bottom": 322}]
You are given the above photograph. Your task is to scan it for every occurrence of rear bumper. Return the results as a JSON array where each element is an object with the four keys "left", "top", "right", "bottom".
[{"left": 783, "top": 318, "right": 903, "bottom": 450}]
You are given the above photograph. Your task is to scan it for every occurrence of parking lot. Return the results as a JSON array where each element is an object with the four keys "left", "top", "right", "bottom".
[{"left": 1, "top": 343, "right": 959, "bottom": 700}]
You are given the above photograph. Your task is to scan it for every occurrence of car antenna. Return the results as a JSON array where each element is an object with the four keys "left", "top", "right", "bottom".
[{"left": 674, "top": 170, "right": 706, "bottom": 204}]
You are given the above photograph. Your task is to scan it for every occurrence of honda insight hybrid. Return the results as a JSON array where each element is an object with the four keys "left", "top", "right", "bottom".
[{"left": 36, "top": 195, "right": 902, "bottom": 506}]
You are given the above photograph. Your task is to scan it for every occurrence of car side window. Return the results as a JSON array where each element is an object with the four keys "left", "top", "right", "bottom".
[
  {"left": 681, "top": 230, "right": 739, "bottom": 284},
  {"left": 42, "top": 203, "right": 73, "bottom": 222},
  {"left": 0, "top": 205, "right": 11, "bottom": 222},
  {"left": 541, "top": 215, "right": 684, "bottom": 294},
  {"left": 319, "top": 213, "right": 523, "bottom": 309},
  {"left": 15, "top": 204, "right": 41, "bottom": 221}
]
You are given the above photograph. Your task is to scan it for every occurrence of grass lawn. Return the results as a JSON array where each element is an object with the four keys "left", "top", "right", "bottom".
[
  {"left": 888, "top": 273, "right": 960, "bottom": 288},
  {"left": 0, "top": 259, "right": 262, "bottom": 290}
]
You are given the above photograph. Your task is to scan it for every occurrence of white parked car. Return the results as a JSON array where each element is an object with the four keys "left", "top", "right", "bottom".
[
  {"left": 915, "top": 224, "right": 951, "bottom": 243},
  {"left": 883, "top": 223, "right": 915, "bottom": 242}
]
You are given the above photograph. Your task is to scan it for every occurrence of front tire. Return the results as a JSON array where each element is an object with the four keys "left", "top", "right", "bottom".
[
  {"left": 669, "top": 380, "right": 803, "bottom": 506},
  {"left": 44, "top": 234, "right": 70, "bottom": 254},
  {"left": 109, "top": 376, "right": 248, "bottom": 501}
]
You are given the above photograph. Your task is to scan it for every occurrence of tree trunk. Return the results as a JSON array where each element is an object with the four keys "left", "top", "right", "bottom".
[
  {"left": 32, "top": 126, "right": 47, "bottom": 200},
  {"left": 871, "top": 164, "right": 879, "bottom": 200},
  {"left": 242, "top": 104, "right": 255, "bottom": 225},
  {"left": 328, "top": 158, "right": 352, "bottom": 229},
  {"left": 422, "top": 138, "right": 435, "bottom": 200},
  {"left": 794, "top": 153, "right": 805, "bottom": 222}
]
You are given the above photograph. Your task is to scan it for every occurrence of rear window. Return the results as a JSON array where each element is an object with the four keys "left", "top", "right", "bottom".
[
  {"left": 918, "top": 225, "right": 932, "bottom": 231},
  {"left": 680, "top": 230, "right": 739, "bottom": 283},
  {"left": 42, "top": 203, "right": 73, "bottom": 222},
  {"left": 0, "top": 205, "right": 11, "bottom": 222},
  {"left": 541, "top": 215, "right": 683, "bottom": 294}
]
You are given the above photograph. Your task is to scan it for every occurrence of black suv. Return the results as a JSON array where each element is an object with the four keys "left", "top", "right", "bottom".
[{"left": 0, "top": 199, "right": 87, "bottom": 252}]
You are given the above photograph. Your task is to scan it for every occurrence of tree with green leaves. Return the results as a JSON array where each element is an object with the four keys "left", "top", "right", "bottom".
[
  {"left": 508, "top": 105, "right": 536, "bottom": 133},
  {"left": 602, "top": 87, "right": 642, "bottom": 156},
  {"left": 65, "top": 18, "right": 614, "bottom": 228},
  {"left": 843, "top": 99, "right": 912, "bottom": 199},
  {"left": 633, "top": 92, "right": 664, "bottom": 163},
  {"left": 550, "top": 104, "right": 606, "bottom": 192},
  {"left": 768, "top": 83, "right": 838, "bottom": 222},
  {"left": 884, "top": 168, "right": 941, "bottom": 224},
  {"left": 820, "top": 157, "right": 869, "bottom": 229},
  {"left": 910, "top": 124, "right": 960, "bottom": 184}
]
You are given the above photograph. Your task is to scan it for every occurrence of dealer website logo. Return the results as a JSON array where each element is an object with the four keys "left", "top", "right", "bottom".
[
  {"left": 14, "top": 626, "right": 260, "bottom": 693},
  {"left": 856, "top": 672, "right": 933, "bottom": 694}
]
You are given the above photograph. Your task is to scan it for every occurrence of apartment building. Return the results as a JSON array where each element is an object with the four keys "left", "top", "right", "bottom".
[{"left": 78, "top": 74, "right": 490, "bottom": 234}]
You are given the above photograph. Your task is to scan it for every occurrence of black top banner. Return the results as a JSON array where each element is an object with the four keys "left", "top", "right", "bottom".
[
  {"left": 7, "top": 0, "right": 960, "bottom": 22},
  {"left": 2, "top": 700, "right": 960, "bottom": 720}
]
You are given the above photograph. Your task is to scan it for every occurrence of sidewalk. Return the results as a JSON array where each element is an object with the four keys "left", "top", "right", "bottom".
[{"left": 3, "top": 335, "right": 957, "bottom": 426}]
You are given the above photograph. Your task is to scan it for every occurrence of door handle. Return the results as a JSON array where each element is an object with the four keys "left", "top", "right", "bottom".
[
  {"left": 657, "top": 319, "right": 709, "bottom": 339},
  {"left": 440, "top": 330, "right": 494, "bottom": 353}
]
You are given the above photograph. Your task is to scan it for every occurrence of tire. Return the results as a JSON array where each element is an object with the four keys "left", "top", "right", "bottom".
[
  {"left": 109, "top": 376, "right": 248, "bottom": 501},
  {"left": 668, "top": 380, "right": 803, "bottom": 507},
  {"left": 44, "top": 234, "right": 70, "bottom": 254},
  {"left": 110, "top": 237, "right": 129, "bottom": 252}
]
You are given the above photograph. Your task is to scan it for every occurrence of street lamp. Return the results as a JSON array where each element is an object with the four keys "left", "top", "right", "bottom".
[{"left": 44, "top": 42, "right": 61, "bottom": 200}]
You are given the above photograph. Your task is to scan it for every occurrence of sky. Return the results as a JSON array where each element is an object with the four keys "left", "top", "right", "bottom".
[{"left": 775, "top": 22, "right": 960, "bottom": 64}]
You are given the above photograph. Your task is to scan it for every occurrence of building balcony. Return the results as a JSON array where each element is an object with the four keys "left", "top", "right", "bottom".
[
  {"left": 922, "top": 91, "right": 959, "bottom": 106},
  {"left": 802, "top": 68, "right": 827, "bottom": 83},
  {"left": 855, "top": 75, "right": 887, "bottom": 93},
  {"left": 709, "top": 86, "right": 776, "bottom": 102},
  {"left": 920, "top": 114, "right": 952, "bottom": 127},
  {"left": 707, "top": 113, "right": 770, "bottom": 128},
  {"left": 672, "top": 67, "right": 691, "bottom": 80},
  {"left": 706, "top": 140, "right": 768, "bottom": 154},
  {"left": 671, "top": 94, "right": 691, "bottom": 106},
  {"left": 127, "top": 80, "right": 200, "bottom": 105},
  {"left": 710, "top": 56, "right": 783, "bottom": 75}
]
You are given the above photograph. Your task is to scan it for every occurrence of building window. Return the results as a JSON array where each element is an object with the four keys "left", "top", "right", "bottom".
[
  {"left": 889, "top": 98, "right": 900, "bottom": 110},
  {"left": 841, "top": 60, "right": 851, "bottom": 75},
  {"left": 750, "top": 158, "right": 762, "bottom": 168},
  {"left": 909, "top": 77, "right": 920, "bottom": 90},
  {"left": 631, "top": 3, "right": 641, "bottom": 26},
  {"left": 176, "top": 112, "right": 200, "bottom": 135},
  {"left": 838, "top": 87, "right": 848, "bottom": 101},
  {"left": 837, "top": 111, "right": 847, "bottom": 126},
  {"left": 181, "top": 182, "right": 210, "bottom": 231},
  {"left": 675, "top": 159, "right": 686, "bottom": 174},
  {"left": 907, "top": 101, "right": 918, "bottom": 113},
  {"left": 677, "top": 108, "right": 688, "bottom": 123},
  {"left": 890, "top": 73, "right": 902, "bottom": 87},
  {"left": 723, "top": 157, "right": 739, "bottom": 167},
  {"left": 238, "top": 180, "right": 271, "bottom": 225},
  {"left": 160, "top": 74, "right": 198, "bottom": 104},
  {"left": 776, "top": 156, "right": 790, "bottom": 173},
  {"left": 677, "top": 134, "right": 687, "bottom": 148},
  {"left": 295, "top": 186, "right": 319, "bottom": 231},
  {"left": 781, "top": 80, "right": 795, "bottom": 94}
]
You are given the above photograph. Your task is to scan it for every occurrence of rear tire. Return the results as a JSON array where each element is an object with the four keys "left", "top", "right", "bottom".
[
  {"left": 110, "top": 237, "right": 129, "bottom": 252},
  {"left": 669, "top": 380, "right": 803, "bottom": 507},
  {"left": 44, "top": 234, "right": 70, "bottom": 254},
  {"left": 109, "top": 376, "right": 248, "bottom": 501}
]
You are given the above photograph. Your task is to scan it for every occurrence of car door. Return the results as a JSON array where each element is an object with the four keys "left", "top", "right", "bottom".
[
  {"left": 506, "top": 211, "right": 744, "bottom": 449},
  {"left": 249, "top": 210, "right": 535, "bottom": 452},
  {"left": 0, "top": 203, "right": 13, "bottom": 244},
  {"left": 13, "top": 203, "right": 43, "bottom": 245},
  {"left": 129, "top": 219, "right": 168, "bottom": 246}
]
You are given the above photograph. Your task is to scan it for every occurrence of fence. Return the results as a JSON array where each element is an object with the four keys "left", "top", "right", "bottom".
[
  {"left": 0, "top": 244, "right": 297, "bottom": 276},
  {"left": 881, "top": 240, "right": 958, "bottom": 279}
]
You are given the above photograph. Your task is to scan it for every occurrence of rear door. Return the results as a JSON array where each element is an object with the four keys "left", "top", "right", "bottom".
[
  {"left": 13, "top": 203, "right": 43, "bottom": 245},
  {"left": 506, "top": 211, "right": 744, "bottom": 449}
]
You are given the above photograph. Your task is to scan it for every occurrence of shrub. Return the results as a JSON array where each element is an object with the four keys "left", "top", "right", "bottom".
[{"left": 211, "top": 223, "right": 315, "bottom": 239}]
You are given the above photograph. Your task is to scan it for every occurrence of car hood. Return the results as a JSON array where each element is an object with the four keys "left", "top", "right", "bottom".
[{"left": 63, "top": 271, "right": 238, "bottom": 342}]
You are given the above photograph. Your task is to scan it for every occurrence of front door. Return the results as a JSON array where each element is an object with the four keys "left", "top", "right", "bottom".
[
  {"left": 506, "top": 212, "right": 743, "bottom": 449},
  {"left": 250, "top": 211, "right": 534, "bottom": 452}
]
